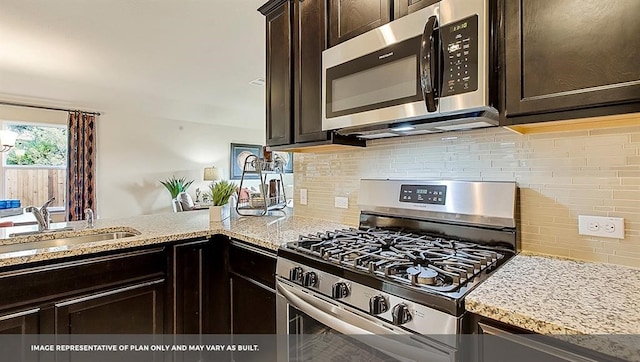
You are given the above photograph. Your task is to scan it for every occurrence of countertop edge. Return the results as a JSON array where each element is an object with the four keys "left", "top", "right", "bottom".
[{"left": 0, "top": 226, "right": 280, "bottom": 269}]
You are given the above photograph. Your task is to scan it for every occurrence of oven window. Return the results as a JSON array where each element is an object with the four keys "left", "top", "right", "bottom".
[
  {"left": 331, "top": 56, "right": 417, "bottom": 113},
  {"left": 287, "top": 307, "right": 402, "bottom": 362}
]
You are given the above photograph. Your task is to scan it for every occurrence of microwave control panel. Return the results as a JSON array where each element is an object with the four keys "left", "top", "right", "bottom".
[
  {"left": 399, "top": 185, "right": 447, "bottom": 205},
  {"left": 440, "top": 15, "right": 478, "bottom": 97}
]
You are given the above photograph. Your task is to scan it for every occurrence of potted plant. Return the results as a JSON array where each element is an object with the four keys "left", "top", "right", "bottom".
[
  {"left": 209, "top": 180, "right": 237, "bottom": 221},
  {"left": 160, "top": 176, "right": 194, "bottom": 211}
]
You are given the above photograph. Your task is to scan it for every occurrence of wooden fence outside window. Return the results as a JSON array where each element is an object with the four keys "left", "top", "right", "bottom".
[{"left": 5, "top": 167, "right": 66, "bottom": 208}]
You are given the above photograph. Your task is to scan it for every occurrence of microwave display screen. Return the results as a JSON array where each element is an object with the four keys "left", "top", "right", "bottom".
[
  {"left": 399, "top": 185, "right": 447, "bottom": 205},
  {"left": 451, "top": 22, "right": 468, "bottom": 33},
  {"left": 331, "top": 56, "right": 417, "bottom": 113}
]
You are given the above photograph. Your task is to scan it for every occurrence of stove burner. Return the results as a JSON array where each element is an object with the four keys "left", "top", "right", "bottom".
[
  {"left": 291, "top": 227, "right": 511, "bottom": 293},
  {"left": 380, "top": 251, "right": 401, "bottom": 258},
  {"left": 407, "top": 265, "right": 438, "bottom": 285}
]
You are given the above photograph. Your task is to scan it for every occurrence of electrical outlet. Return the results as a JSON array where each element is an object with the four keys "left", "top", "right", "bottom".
[
  {"left": 334, "top": 196, "right": 349, "bottom": 209},
  {"left": 300, "top": 189, "right": 308, "bottom": 205},
  {"left": 578, "top": 215, "right": 624, "bottom": 239}
]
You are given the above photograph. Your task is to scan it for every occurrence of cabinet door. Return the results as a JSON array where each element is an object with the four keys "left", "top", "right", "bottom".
[
  {"left": 328, "top": 0, "right": 392, "bottom": 47},
  {"left": 171, "top": 239, "right": 210, "bottom": 334},
  {"left": 292, "top": 0, "right": 330, "bottom": 143},
  {"left": 0, "top": 309, "right": 40, "bottom": 362},
  {"left": 54, "top": 279, "right": 164, "bottom": 334},
  {"left": 228, "top": 241, "right": 276, "bottom": 334},
  {"left": 0, "top": 308, "right": 39, "bottom": 334},
  {"left": 504, "top": 0, "right": 640, "bottom": 121},
  {"left": 394, "top": 0, "right": 437, "bottom": 18},
  {"left": 478, "top": 322, "right": 613, "bottom": 362},
  {"left": 229, "top": 241, "right": 276, "bottom": 289},
  {"left": 266, "top": 1, "right": 292, "bottom": 146},
  {"left": 230, "top": 275, "right": 276, "bottom": 335}
]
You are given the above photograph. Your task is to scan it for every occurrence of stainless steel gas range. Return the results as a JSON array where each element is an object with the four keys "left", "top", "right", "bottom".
[{"left": 276, "top": 179, "right": 517, "bottom": 361}]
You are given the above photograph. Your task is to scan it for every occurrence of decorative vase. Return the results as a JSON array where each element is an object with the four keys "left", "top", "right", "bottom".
[
  {"left": 210, "top": 203, "right": 230, "bottom": 221},
  {"left": 171, "top": 198, "right": 182, "bottom": 212}
]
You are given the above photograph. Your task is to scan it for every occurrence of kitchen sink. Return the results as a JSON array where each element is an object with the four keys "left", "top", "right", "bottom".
[{"left": 0, "top": 230, "right": 140, "bottom": 258}]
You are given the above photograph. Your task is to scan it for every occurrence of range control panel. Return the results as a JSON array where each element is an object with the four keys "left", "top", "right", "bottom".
[
  {"left": 440, "top": 15, "right": 478, "bottom": 97},
  {"left": 399, "top": 185, "right": 447, "bottom": 205}
]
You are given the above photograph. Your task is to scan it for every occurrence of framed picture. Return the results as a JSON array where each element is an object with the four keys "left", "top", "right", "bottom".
[
  {"left": 274, "top": 151, "right": 294, "bottom": 173},
  {"left": 230, "top": 143, "right": 263, "bottom": 180}
]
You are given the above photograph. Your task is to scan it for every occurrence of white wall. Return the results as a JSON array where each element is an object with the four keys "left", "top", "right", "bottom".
[
  {"left": 96, "top": 111, "right": 278, "bottom": 219},
  {"left": 0, "top": 106, "right": 292, "bottom": 219}
]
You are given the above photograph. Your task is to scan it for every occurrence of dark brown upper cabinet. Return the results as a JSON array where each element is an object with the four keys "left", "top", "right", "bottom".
[
  {"left": 292, "top": 0, "right": 330, "bottom": 143},
  {"left": 261, "top": 0, "right": 362, "bottom": 149},
  {"left": 264, "top": 0, "right": 292, "bottom": 146},
  {"left": 328, "top": 0, "right": 392, "bottom": 47},
  {"left": 502, "top": 0, "right": 640, "bottom": 125},
  {"left": 394, "top": 0, "right": 438, "bottom": 18}
]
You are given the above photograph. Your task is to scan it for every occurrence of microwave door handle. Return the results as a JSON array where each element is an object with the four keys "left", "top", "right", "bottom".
[{"left": 420, "top": 15, "right": 438, "bottom": 112}]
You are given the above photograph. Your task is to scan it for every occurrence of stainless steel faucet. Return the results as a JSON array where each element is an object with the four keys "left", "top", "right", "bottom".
[
  {"left": 84, "top": 208, "right": 94, "bottom": 228},
  {"left": 25, "top": 197, "right": 56, "bottom": 231}
]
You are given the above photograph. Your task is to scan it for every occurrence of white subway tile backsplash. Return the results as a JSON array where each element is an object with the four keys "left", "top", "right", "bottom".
[{"left": 294, "top": 121, "right": 640, "bottom": 267}]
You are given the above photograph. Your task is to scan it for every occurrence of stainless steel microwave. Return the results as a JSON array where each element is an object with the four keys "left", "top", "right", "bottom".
[{"left": 322, "top": 0, "right": 498, "bottom": 139}]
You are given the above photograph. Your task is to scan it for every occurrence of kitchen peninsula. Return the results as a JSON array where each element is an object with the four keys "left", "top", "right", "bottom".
[{"left": 0, "top": 211, "right": 637, "bottom": 361}]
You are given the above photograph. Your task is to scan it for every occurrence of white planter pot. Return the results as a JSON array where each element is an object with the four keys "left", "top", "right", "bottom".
[{"left": 210, "top": 204, "right": 230, "bottom": 221}]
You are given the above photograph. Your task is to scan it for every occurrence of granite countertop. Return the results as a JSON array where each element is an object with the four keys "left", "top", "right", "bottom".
[
  {"left": 466, "top": 253, "right": 640, "bottom": 361},
  {"left": 0, "top": 209, "right": 354, "bottom": 268},
  {"left": 4, "top": 212, "right": 639, "bottom": 360}
]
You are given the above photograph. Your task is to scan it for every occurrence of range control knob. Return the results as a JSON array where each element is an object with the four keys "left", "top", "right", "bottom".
[
  {"left": 331, "top": 282, "right": 350, "bottom": 299},
  {"left": 289, "top": 267, "right": 304, "bottom": 284},
  {"left": 392, "top": 304, "right": 412, "bottom": 326},
  {"left": 303, "top": 272, "right": 318, "bottom": 288},
  {"left": 369, "top": 295, "right": 388, "bottom": 315}
]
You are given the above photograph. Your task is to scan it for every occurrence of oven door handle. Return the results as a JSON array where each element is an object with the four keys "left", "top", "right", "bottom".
[
  {"left": 277, "top": 280, "right": 453, "bottom": 362},
  {"left": 420, "top": 15, "right": 439, "bottom": 112}
]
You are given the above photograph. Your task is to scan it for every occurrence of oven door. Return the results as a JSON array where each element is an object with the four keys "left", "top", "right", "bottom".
[{"left": 276, "top": 278, "right": 456, "bottom": 362}]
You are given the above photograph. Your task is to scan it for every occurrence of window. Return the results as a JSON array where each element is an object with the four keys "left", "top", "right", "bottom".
[{"left": 2, "top": 121, "right": 67, "bottom": 210}]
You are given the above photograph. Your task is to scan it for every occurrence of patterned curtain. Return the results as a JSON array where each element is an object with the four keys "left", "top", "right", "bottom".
[{"left": 67, "top": 111, "right": 97, "bottom": 221}]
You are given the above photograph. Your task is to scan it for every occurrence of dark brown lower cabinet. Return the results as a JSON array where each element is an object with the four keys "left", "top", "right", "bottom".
[
  {"left": 471, "top": 314, "right": 625, "bottom": 362},
  {"left": 53, "top": 279, "right": 164, "bottom": 334},
  {"left": 171, "top": 238, "right": 214, "bottom": 335},
  {"left": 0, "top": 247, "right": 167, "bottom": 337},
  {"left": 0, "top": 308, "right": 40, "bottom": 334},
  {"left": 230, "top": 275, "right": 276, "bottom": 335},
  {"left": 0, "top": 308, "right": 40, "bottom": 362},
  {"left": 228, "top": 240, "right": 277, "bottom": 362},
  {"left": 228, "top": 240, "right": 277, "bottom": 335},
  {"left": 0, "top": 235, "right": 279, "bottom": 350}
]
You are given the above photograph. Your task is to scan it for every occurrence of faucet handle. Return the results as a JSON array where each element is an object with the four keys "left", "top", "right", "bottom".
[{"left": 84, "top": 208, "right": 95, "bottom": 228}]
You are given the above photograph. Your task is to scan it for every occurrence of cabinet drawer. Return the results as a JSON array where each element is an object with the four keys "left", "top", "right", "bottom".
[
  {"left": 229, "top": 241, "right": 276, "bottom": 289},
  {"left": 0, "top": 248, "right": 165, "bottom": 309}
]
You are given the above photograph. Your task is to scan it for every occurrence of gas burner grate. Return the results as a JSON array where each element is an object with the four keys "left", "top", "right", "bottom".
[{"left": 291, "top": 227, "right": 507, "bottom": 293}]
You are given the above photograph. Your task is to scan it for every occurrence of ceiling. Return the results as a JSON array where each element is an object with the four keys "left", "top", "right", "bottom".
[{"left": 0, "top": 0, "right": 267, "bottom": 129}]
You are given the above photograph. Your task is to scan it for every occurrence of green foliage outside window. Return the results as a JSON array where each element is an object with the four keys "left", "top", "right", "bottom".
[{"left": 4, "top": 124, "right": 68, "bottom": 166}]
